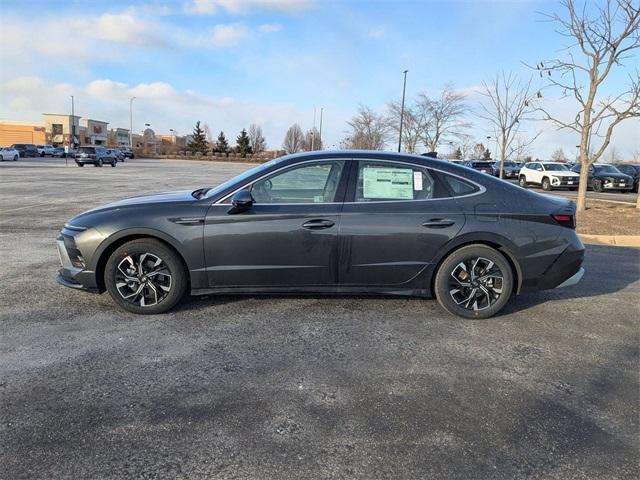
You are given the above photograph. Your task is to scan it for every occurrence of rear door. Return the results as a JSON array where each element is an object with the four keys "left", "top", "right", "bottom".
[{"left": 337, "top": 159, "right": 466, "bottom": 286}]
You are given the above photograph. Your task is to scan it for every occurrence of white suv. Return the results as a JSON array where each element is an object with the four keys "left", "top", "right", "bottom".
[
  {"left": 519, "top": 162, "right": 580, "bottom": 191},
  {"left": 36, "top": 144, "right": 56, "bottom": 157}
]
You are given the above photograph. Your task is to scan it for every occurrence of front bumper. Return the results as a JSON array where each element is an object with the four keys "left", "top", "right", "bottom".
[
  {"left": 56, "top": 237, "right": 99, "bottom": 292},
  {"left": 602, "top": 182, "right": 632, "bottom": 190}
]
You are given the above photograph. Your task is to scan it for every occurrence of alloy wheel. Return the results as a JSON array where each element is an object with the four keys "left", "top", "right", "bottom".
[
  {"left": 448, "top": 257, "right": 504, "bottom": 312},
  {"left": 115, "top": 253, "right": 172, "bottom": 307}
]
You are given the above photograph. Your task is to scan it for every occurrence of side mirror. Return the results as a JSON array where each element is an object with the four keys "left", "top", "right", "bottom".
[
  {"left": 228, "top": 189, "right": 254, "bottom": 214},
  {"left": 537, "top": 167, "right": 543, "bottom": 171}
]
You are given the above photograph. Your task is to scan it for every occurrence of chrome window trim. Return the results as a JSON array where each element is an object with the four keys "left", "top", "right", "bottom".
[{"left": 214, "top": 157, "right": 486, "bottom": 205}]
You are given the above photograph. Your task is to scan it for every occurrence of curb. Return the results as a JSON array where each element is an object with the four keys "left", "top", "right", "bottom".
[{"left": 579, "top": 234, "right": 640, "bottom": 247}]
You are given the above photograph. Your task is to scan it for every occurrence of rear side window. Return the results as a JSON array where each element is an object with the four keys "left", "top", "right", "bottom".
[
  {"left": 440, "top": 173, "right": 480, "bottom": 197},
  {"left": 355, "top": 161, "right": 442, "bottom": 202}
]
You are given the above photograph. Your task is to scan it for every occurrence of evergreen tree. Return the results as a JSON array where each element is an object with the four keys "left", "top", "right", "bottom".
[
  {"left": 187, "top": 121, "right": 209, "bottom": 155},
  {"left": 215, "top": 131, "right": 229, "bottom": 156},
  {"left": 483, "top": 148, "right": 492, "bottom": 160},
  {"left": 454, "top": 147, "right": 462, "bottom": 159},
  {"left": 235, "top": 128, "right": 252, "bottom": 157}
]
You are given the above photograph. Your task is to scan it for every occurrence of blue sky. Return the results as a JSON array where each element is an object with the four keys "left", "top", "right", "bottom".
[{"left": 1, "top": 0, "right": 638, "bottom": 157}]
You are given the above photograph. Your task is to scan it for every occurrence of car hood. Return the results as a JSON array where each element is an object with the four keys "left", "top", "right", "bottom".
[
  {"left": 594, "top": 172, "right": 632, "bottom": 180},
  {"left": 76, "top": 190, "right": 197, "bottom": 217},
  {"left": 546, "top": 171, "right": 579, "bottom": 177}
]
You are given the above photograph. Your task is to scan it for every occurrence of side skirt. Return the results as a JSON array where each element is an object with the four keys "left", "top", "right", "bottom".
[{"left": 190, "top": 286, "right": 433, "bottom": 298}]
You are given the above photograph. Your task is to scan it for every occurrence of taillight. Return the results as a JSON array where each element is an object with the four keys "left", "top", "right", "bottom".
[{"left": 552, "top": 214, "right": 575, "bottom": 229}]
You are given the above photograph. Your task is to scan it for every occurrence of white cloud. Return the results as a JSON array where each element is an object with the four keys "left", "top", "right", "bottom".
[
  {"left": 184, "top": 0, "right": 313, "bottom": 15},
  {"left": 210, "top": 23, "right": 250, "bottom": 46},
  {"left": 259, "top": 23, "right": 283, "bottom": 33},
  {"left": 367, "top": 28, "right": 385, "bottom": 39}
]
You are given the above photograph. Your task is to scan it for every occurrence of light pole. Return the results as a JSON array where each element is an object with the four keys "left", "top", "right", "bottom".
[
  {"left": 398, "top": 69, "right": 408, "bottom": 153},
  {"left": 575, "top": 145, "right": 580, "bottom": 162},
  {"left": 486, "top": 136, "right": 491, "bottom": 159},
  {"left": 68, "top": 95, "right": 75, "bottom": 167},
  {"left": 318, "top": 107, "right": 323, "bottom": 150},
  {"left": 129, "top": 97, "right": 136, "bottom": 149}
]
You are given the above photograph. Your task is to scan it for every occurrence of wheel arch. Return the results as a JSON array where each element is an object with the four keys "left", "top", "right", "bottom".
[
  {"left": 93, "top": 229, "right": 190, "bottom": 293},
  {"left": 429, "top": 234, "right": 523, "bottom": 296}
]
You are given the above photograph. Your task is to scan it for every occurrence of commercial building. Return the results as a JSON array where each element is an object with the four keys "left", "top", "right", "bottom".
[
  {"left": 0, "top": 122, "right": 47, "bottom": 146},
  {"left": 80, "top": 119, "right": 109, "bottom": 145}
]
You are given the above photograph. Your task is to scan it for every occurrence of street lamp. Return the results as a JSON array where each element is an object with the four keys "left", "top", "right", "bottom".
[
  {"left": 575, "top": 145, "right": 580, "bottom": 162},
  {"left": 129, "top": 97, "right": 136, "bottom": 149},
  {"left": 486, "top": 136, "right": 491, "bottom": 159},
  {"left": 398, "top": 70, "right": 408, "bottom": 153}
]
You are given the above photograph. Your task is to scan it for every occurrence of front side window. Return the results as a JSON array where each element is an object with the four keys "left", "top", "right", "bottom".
[
  {"left": 251, "top": 161, "right": 345, "bottom": 204},
  {"left": 355, "top": 161, "right": 436, "bottom": 202}
]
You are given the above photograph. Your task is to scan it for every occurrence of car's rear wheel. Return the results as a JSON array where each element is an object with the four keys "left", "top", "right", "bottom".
[
  {"left": 518, "top": 175, "right": 527, "bottom": 188},
  {"left": 77, "top": 163, "right": 84, "bottom": 167},
  {"left": 105, "top": 239, "right": 187, "bottom": 314},
  {"left": 97, "top": 158, "right": 103, "bottom": 167},
  {"left": 111, "top": 160, "right": 116, "bottom": 167},
  {"left": 434, "top": 245, "right": 514, "bottom": 319},
  {"left": 13, "top": 155, "right": 18, "bottom": 161}
]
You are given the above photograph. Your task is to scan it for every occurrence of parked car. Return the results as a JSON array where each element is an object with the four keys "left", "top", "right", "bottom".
[
  {"left": 74, "top": 146, "right": 117, "bottom": 167},
  {"left": 492, "top": 161, "right": 520, "bottom": 179},
  {"left": 37, "top": 144, "right": 56, "bottom": 157},
  {"left": 571, "top": 163, "right": 633, "bottom": 192},
  {"left": 56, "top": 151, "right": 584, "bottom": 319},
  {"left": 11, "top": 143, "right": 38, "bottom": 158},
  {"left": 464, "top": 160, "right": 495, "bottom": 175},
  {"left": 107, "top": 148, "right": 125, "bottom": 162},
  {"left": 519, "top": 161, "right": 580, "bottom": 191},
  {"left": 120, "top": 147, "right": 135, "bottom": 159},
  {"left": 613, "top": 164, "right": 640, "bottom": 193},
  {"left": 51, "top": 146, "right": 67, "bottom": 158},
  {"left": 0, "top": 146, "right": 20, "bottom": 161}
]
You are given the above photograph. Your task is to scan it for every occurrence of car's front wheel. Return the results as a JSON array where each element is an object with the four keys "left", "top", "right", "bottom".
[
  {"left": 105, "top": 239, "right": 187, "bottom": 314},
  {"left": 518, "top": 175, "right": 527, "bottom": 188},
  {"left": 13, "top": 155, "right": 18, "bottom": 161},
  {"left": 592, "top": 179, "right": 603, "bottom": 192},
  {"left": 541, "top": 177, "right": 552, "bottom": 191},
  {"left": 434, "top": 245, "right": 514, "bottom": 319}
]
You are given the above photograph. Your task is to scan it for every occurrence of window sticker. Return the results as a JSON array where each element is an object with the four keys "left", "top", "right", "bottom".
[
  {"left": 362, "top": 167, "right": 413, "bottom": 199},
  {"left": 413, "top": 171, "right": 423, "bottom": 191}
]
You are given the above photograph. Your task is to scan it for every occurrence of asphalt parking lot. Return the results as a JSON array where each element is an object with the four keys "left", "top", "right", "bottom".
[{"left": 1, "top": 157, "right": 638, "bottom": 479}]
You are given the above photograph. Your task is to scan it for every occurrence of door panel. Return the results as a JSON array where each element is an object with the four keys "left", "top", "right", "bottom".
[
  {"left": 204, "top": 204, "right": 341, "bottom": 287},
  {"left": 338, "top": 160, "right": 465, "bottom": 286}
]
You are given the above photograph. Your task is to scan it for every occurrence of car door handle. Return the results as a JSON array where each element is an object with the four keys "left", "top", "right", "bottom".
[
  {"left": 422, "top": 218, "right": 455, "bottom": 228},
  {"left": 302, "top": 219, "right": 335, "bottom": 230}
]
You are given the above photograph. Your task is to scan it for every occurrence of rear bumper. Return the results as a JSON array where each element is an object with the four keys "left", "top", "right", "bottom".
[{"left": 555, "top": 267, "right": 584, "bottom": 288}]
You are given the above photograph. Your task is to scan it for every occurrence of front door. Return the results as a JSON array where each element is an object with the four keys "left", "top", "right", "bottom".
[
  {"left": 203, "top": 160, "right": 347, "bottom": 287},
  {"left": 338, "top": 159, "right": 465, "bottom": 286}
]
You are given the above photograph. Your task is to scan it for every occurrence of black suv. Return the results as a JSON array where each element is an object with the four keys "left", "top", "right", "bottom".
[
  {"left": 571, "top": 163, "right": 633, "bottom": 192},
  {"left": 11, "top": 144, "right": 38, "bottom": 158},
  {"left": 614, "top": 164, "right": 640, "bottom": 193},
  {"left": 74, "top": 146, "right": 116, "bottom": 167},
  {"left": 120, "top": 147, "right": 135, "bottom": 159}
]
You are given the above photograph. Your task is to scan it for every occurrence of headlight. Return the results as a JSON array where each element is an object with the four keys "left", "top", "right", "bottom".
[
  {"left": 64, "top": 223, "right": 88, "bottom": 232},
  {"left": 551, "top": 176, "right": 561, "bottom": 184}
]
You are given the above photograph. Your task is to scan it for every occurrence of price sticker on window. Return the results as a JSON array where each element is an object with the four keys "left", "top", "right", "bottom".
[{"left": 413, "top": 171, "right": 423, "bottom": 191}]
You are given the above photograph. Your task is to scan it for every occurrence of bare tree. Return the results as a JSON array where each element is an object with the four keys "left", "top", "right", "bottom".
[
  {"left": 386, "top": 101, "right": 421, "bottom": 153},
  {"left": 472, "top": 143, "right": 487, "bottom": 159},
  {"left": 478, "top": 71, "right": 541, "bottom": 178},
  {"left": 248, "top": 124, "right": 267, "bottom": 153},
  {"left": 282, "top": 123, "right": 305, "bottom": 154},
  {"left": 304, "top": 127, "right": 322, "bottom": 151},
  {"left": 604, "top": 145, "right": 623, "bottom": 163},
  {"left": 457, "top": 135, "right": 475, "bottom": 159},
  {"left": 534, "top": 0, "right": 640, "bottom": 211},
  {"left": 416, "top": 84, "right": 471, "bottom": 153},
  {"left": 632, "top": 148, "right": 640, "bottom": 162},
  {"left": 203, "top": 123, "right": 213, "bottom": 143},
  {"left": 341, "top": 105, "right": 390, "bottom": 150},
  {"left": 551, "top": 147, "right": 569, "bottom": 162}
]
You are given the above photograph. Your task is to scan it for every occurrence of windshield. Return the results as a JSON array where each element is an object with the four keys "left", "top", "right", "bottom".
[
  {"left": 502, "top": 162, "right": 518, "bottom": 167},
  {"left": 542, "top": 163, "right": 569, "bottom": 171},
  {"left": 204, "top": 157, "right": 284, "bottom": 199},
  {"left": 471, "top": 162, "right": 493, "bottom": 167},
  {"left": 594, "top": 164, "right": 621, "bottom": 174}
]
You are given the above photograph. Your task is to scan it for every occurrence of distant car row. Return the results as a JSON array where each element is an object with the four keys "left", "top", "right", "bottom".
[
  {"left": 448, "top": 158, "right": 638, "bottom": 193},
  {"left": 0, "top": 144, "right": 135, "bottom": 162}
]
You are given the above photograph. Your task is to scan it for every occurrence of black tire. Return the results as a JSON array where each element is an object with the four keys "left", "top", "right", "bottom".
[
  {"left": 593, "top": 179, "right": 603, "bottom": 192},
  {"left": 97, "top": 158, "right": 103, "bottom": 167},
  {"left": 77, "top": 163, "right": 84, "bottom": 167},
  {"left": 40, "top": 152, "right": 45, "bottom": 157},
  {"left": 569, "top": 187, "right": 578, "bottom": 191},
  {"left": 518, "top": 175, "right": 527, "bottom": 188},
  {"left": 434, "top": 245, "right": 514, "bottom": 319},
  {"left": 104, "top": 239, "right": 187, "bottom": 314},
  {"left": 541, "top": 177, "right": 552, "bottom": 191},
  {"left": 111, "top": 160, "right": 116, "bottom": 167},
  {"left": 13, "top": 155, "right": 18, "bottom": 161}
]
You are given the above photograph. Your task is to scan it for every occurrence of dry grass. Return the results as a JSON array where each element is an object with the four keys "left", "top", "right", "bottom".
[{"left": 576, "top": 200, "right": 640, "bottom": 235}]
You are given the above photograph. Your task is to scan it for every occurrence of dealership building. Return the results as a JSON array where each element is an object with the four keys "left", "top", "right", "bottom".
[{"left": 0, "top": 114, "right": 130, "bottom": 148}]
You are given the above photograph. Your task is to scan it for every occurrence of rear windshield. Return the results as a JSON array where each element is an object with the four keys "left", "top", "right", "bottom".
[
  {"left": 79, "top": 147, "right": 96, "bottom": 153},
  {"left": 502, "top": 162, "right": 518, "bottom": 167},
  {"left": 471, "top": 162, "right": 493, "bottom": 167}
]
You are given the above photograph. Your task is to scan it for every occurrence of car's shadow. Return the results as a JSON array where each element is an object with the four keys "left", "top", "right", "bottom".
[{"left": 179, "top": 244, "right": 638, "bottom": 317}]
